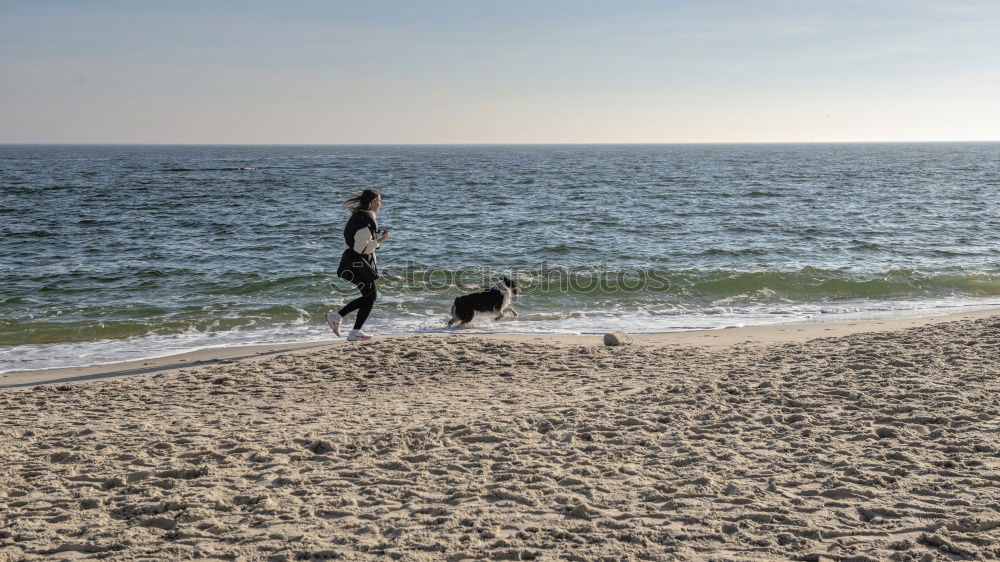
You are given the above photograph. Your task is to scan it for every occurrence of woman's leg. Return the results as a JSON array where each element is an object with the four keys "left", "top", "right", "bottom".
[
  {"left": 351, "top": 281, "right": 378, "bottom": 330},
  {"left": 337, "top": 280, "right": 378, "bottom": 329}
]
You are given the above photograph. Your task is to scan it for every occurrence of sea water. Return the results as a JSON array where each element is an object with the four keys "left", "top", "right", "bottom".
[{"left": 2, "top": 143, "right": 998, "bottom": 372}]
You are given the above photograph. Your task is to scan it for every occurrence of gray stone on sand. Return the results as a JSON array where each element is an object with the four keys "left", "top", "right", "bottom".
[{"left": 603, "top": 331, "right": 633, "bottom": 346}]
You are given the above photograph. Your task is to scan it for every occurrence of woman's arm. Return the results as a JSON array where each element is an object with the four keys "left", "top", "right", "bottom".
[{"left": 352, "top": 228, "right": 379, "bottom": 255}]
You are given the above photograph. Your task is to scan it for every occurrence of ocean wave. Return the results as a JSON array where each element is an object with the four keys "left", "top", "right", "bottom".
[
  {"left": 5, "top": 266, "right": 1000, "bottom": 348},
  {"left": 694, "top": 248, "right": 769, "bottom": 257},
  {"left": 0, "top": 305, "right": 314, "bottom": 346},
  {"left": 384, "top": 266, "right": 1000, "bottom": 300},
  {"left": 158, "top": 167, "right": 257, "bottom": 172}
]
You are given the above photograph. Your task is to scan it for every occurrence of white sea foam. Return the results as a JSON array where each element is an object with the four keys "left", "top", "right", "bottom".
[{"left": 2, "top": 297, "right": 995, "bottom": 374}]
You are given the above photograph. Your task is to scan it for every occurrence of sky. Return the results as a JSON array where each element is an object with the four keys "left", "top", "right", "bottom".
[{"left": 1, "top": 0, "right": 999, "bottom": 144}]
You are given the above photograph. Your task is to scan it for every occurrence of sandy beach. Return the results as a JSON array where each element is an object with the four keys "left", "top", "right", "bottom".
[{"left": 2, "top": 311, "right": 998, "bottom": 560}]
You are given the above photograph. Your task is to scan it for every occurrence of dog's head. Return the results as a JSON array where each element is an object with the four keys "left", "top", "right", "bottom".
[{"left": 501, "top": 276, "right": 519, "bottom": 296}]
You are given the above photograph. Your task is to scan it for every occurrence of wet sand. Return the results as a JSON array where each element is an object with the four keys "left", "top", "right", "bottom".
[{"left": 1, "top": 310, "right": 998, "bottom": 560}]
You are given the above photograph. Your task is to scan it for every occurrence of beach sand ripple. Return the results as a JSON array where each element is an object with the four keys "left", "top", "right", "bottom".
[{"left": 2, "top": 318, "right": 999, "bottom": 560}]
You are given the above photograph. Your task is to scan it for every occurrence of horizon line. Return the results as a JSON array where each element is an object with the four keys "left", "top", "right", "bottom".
[{"left": 2, "top": 139, "right": 1000, "bottom": 147}]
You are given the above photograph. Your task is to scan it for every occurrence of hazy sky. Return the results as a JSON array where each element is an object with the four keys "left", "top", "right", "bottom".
[{"left": 2, "top": 0, "right": 998, "bottom": 143}]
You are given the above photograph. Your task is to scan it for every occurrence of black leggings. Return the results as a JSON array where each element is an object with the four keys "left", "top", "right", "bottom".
[{"left": 337, "top": 280, "right": 378, "bottom": 330}]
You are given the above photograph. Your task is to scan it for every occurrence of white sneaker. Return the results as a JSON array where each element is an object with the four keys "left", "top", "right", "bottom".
[
  {"left": 326, "top": 312, "right": 342, "bottom": 337},
  {"left": 347, "top": 329, "right": 373, "bottom": 341}
]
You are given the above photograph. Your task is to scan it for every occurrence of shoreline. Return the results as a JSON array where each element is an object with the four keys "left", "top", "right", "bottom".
[{"left": 3, "top": 306, "right": 996, "bottom": 389}]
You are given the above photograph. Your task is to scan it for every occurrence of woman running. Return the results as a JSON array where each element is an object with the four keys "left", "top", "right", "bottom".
[{"left": 327, "top": 189, "right": 389, "bottom": 341}]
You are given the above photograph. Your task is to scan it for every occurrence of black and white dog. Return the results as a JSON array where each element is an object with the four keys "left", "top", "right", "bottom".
[{"left": 447, "top": 277, "right": 519, "bottom": 327}]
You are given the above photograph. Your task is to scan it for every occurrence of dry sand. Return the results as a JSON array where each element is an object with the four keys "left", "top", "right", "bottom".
[{"left": 1, "top": 312, "right": 999, "bottom": 560}]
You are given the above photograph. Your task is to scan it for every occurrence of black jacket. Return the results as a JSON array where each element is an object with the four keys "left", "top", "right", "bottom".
[{"left": 337, "top": 211, "right": 380, "bottom": 283}]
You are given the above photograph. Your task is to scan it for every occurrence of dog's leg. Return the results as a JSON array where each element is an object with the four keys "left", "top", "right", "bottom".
[{"left": 496, "top": 307, "right": 519, "bottom": 320}]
